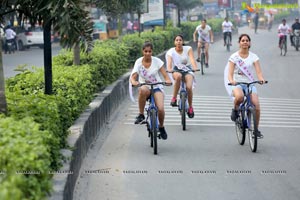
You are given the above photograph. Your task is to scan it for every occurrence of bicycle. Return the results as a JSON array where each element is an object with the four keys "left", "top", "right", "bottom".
[
  {"left": 224, "top": 32, "right": 231, "bottom": 52},
  {"left": 135, "top": 82, "right": 171, "bottom": 155},
  {"left": 168, "top": 68, "right": 200, "bottom": 130},
  {"left": 279, "top": 34, "right": 287, "bottom": 56},
  {"left": 228, "top": 80, "right": 268, "bottom": 152}
]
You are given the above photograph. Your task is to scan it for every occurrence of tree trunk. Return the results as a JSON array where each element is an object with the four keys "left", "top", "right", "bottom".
[
  {"left": 43, "top": 21, "right": 53, "bottom": 94},
  {"left": 73, "top": 43, "right": 80, "bottom": 65},
  {"left": 0, "top": 38, "right": 8, "bottom": 114},
  {"left": 177, "top": 8, "right": 181, "bottom": 27}
]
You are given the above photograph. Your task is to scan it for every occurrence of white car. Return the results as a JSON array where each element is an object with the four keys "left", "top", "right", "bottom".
[{"left": 16, "top": 26, "right": 44, "bottom": 50}]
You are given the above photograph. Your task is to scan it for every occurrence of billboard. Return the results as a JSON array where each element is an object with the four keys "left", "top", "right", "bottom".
[{"left": 142, "top": 0, "right": 164, "bottom": 26}]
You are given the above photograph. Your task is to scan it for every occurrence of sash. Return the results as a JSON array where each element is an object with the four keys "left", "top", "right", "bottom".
[
  {"left": 224, "top": 55, "right": 254, "bottom": 101},
  {"left": 128, "top": 65, "right": 164, "bottom": 102},
  {"left": 166, "top": 51, "right": 196, "bottom": 88}
]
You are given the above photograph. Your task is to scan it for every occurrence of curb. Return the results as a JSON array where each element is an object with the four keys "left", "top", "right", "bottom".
[{"left": 49, "top": 72, "right": 131, "bottom": 200}]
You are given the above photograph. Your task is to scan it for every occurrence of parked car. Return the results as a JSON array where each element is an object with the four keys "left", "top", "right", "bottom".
[{"left": 15, "top": 26, "right": 44, "bottom": 50}]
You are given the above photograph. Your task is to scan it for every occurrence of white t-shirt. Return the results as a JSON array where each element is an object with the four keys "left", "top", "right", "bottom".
[
  {"left": 5, "top": 28, "right": 16, "bottom": 40},
  {"left": 278, "top": 24, "right": 290, "bottom": 35},
  {"left": 195, "top": 25, "right": 211, "bottom": 42},
  {"left": 166, "top": 46, "right": 192, "bottom": 70},
  {"left": 222, "top": 21, "right": 233, "bottom": 32},
  {"left": 228, "top": 51, "right": 259, "bottom": 83},
  {"left": 131, "top": 56, "right": 164, "bottom": 88}
]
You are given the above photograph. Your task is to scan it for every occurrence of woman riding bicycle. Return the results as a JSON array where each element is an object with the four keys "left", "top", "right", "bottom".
[
  {"left": 130, "top": 41, "right": 172, "bottom": 140},
  {"left": 166, "top": 34, "right": 199, "bottom": 118},
  {"left": 227, "top": 34, "right": 266, "bottom": 139},
  {"left": 278, "top": 19, "right": 291, "bottom": 48},
  {"left": 193, "top": 19, "right": 214, "bottom": 68}
]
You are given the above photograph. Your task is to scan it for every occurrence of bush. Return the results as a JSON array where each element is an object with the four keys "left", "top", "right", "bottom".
[{"left": 0, "top": 117, "right": 52, "bottom": 200}]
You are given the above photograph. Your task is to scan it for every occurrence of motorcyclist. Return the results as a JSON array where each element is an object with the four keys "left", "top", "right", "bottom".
[
  {"left": 290, "top": 18, "right": 300, "bottom": 46},
  {"left": 4, "top": 25, "right": 16, "bottom": 54}
]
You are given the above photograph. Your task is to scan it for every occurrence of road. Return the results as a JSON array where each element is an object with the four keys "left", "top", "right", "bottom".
[
  {"left": 2, "top": 43, "right": 61, "bottom": 78},
  {"left": 76, "top": 25, "right": 299, "bottom": 200}
]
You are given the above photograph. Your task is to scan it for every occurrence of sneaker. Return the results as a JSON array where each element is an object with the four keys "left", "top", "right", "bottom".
[
  {"left": 231, "top": 109, "right": 238, "bottom": 122},
  {"left": 170, "top": 97, "right": 177, "bottom": 107},
  {"left": 196, "top": 58, "right": 201, "bottom": 62},
  {"left": 256, "top": 130, "right": 264, "bottom": 139},
  {"left": 187, "top": 107, "right": 194, "bottom": 118},
  {"left": 205, "top": 63, "right": 209, "bottom": 68},
  {"left": 159, "top": 127, "right": 168, "bottom": 140},
  {"left": 134, "top": 114, "right": 145, "bottom": 124}
]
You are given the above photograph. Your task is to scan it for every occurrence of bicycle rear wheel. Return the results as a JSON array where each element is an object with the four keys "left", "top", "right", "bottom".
[
  {"left": 200, "top": 53, "right": 205, "bottom": 75},
  {"left": 235, "top": 109, "right": 246, "bottom": 145},
  {"left": 150, "top": 109, "right": 158, "bottom": 154},
  {"left": 247, "top": 107, "right": 258, "bottom": 152},
  {"left": 180, "top": 92, "right": 186, "bottom": 131}
]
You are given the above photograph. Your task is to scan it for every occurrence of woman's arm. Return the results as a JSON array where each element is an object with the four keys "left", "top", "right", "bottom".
[
  {"left": 228, "top": 61, "right": 236, "bottom": 84},
  {"left": 130, "top": 72, "right": 139, "bottom": 86},
  {"left": 188, "top": 47, "right": 198, "bottom": 71},
  {"left": 253, "top": 60, "right": 265, "bottom": 82},
  {"left": 160, "top": 65, "right": 172, "bottom": 84}
]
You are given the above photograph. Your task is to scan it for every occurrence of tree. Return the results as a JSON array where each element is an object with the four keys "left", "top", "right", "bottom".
[
  {"left": 0, "top": 0, "right": 93, "bottom": 96},
  {"left": 169, "top": 0, "right": 202, "bottom": 27}
]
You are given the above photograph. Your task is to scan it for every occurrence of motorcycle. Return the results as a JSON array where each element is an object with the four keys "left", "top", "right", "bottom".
[
  {"left": 293, "top": 30, "right": 300, "bottom": 51},
  {"left": 6, "top": 39, "right": 16, "bottom": 54}
]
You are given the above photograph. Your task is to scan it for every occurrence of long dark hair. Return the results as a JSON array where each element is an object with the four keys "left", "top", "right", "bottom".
[{"left": 142, "top": 41, "right": 153, "bottom": 50}]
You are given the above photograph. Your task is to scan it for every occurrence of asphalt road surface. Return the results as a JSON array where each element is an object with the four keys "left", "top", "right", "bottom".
[{"left": 73, "top": 25, "right": 299, "bottom": 200}]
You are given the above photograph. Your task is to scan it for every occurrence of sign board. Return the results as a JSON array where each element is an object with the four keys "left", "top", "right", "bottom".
[{"left": 142, "top": 0, "right": 164, "bottom": 26}]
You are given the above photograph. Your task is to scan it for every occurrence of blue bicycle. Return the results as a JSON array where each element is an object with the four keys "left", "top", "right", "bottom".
[
  {"left": 229, "top": 80, "right": 268, "bottom": 152},
  {"left": 168, "top": 68, "right": 199, "bottom": 130},
  {"left": 136, "top": 82, "right": 171, "bottom": 154}
]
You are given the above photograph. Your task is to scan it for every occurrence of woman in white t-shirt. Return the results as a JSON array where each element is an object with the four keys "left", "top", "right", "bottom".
[
  {"left": 193, "top": 19, "right": 214, "bottom": 67},
  {"left": 227, "top": 34, "right": 266, "bottom": 138},
  {"left": 130, "top": 41, "right": 172, "bottom": 140},
  {"left": 277, "top": 19, "right": 291, "bottom": 47},
  {"left": 166, "top": 34, "right": 199, "bottom": 118}
]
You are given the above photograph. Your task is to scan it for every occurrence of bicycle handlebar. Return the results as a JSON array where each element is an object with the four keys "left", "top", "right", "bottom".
[
  {"left": 228, "top": 80, "right": 268, "bottom": 86},
  {"left": 133, "top": 81, "right": 172, "bottom": 87},
  {"left": 167, "top": 69, "right": 200, "bottom": 73}
]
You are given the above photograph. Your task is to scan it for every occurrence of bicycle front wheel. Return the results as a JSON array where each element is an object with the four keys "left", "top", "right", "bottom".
[
  {"left": 150, "top": 109, "right": 158, "bottom": 154},
  {"left": 180, "top": 93, "right": 186, "bottom": 131},
  {"left": 235, "top": 109, "right": 246, "bottom": 145},
  {"left": 226, "top": 36, "right": 230, "bottom": 52},
  {"left": 283, "top": 40, "right": 287, "bottom": 56},
  {"left": 247, "top": 107, "right": 258, "bottom": 152},
  {"left": 200, "top": 53, "right": 205, "bottom": 75}
]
